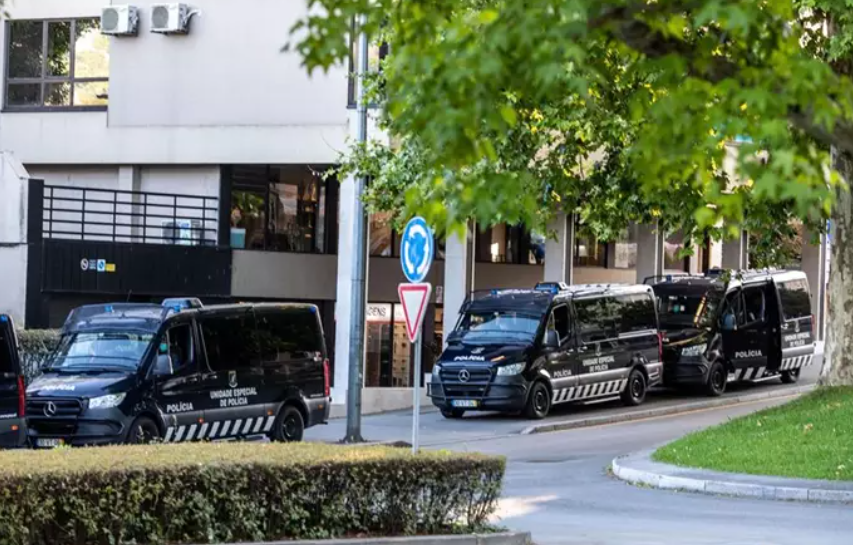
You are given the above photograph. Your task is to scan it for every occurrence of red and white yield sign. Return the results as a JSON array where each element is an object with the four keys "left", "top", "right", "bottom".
[{"left": 398, "top": 283, "right": 432, "bottom": 343}]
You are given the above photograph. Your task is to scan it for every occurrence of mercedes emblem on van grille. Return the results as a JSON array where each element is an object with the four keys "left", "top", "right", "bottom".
[
  {"left": 458, "top": 369, "right": 471, "bottom": 382},
  {"left": 44, "top": 402, "right": 57, "bottom": 417}
]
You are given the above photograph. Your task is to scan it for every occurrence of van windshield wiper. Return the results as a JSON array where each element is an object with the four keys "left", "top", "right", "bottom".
[{"left": 48, "top": 365, "right": 133, "bottom": 374}]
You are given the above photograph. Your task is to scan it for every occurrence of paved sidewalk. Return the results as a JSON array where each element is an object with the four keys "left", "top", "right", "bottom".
[{"left": 613, "top": 449, "right": 853, "bottom": 503}]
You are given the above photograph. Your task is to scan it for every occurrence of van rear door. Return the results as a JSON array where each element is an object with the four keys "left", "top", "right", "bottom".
[
  {"left": 775, "top": 277, "right": 815, "bottom": 371},
  {"left": 0, "top": 315, "right": 25, "bottom": 446}
]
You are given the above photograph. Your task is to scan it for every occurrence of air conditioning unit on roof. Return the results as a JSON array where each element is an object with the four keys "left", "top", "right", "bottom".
[
  {"left": 150, "top": 3, "right": 191, "bottom": 34},
  {"left": 101, "top": 5, "right": 139, "bottom": 36}
]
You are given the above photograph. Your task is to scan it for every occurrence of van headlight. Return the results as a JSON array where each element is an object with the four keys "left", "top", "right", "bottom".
[
  {"left": 681, "top": 344, "right": 707, "bottom": 357},
  {"left": 496, "top": 362, "right": 526, "bottom": 376},
  {"left": 88, "top": 393, "right": 126, "bottom": 409}
]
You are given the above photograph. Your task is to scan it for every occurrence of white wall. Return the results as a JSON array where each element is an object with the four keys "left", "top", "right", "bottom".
[
  {"left": 0, "top": 246, "right": 28, "bottom": 325},
  {"left": 0, "top": 0, "right": 349, "bottom": 165},
  {"left": 0, "top": 154, "right": 31, "bottom": 324}
]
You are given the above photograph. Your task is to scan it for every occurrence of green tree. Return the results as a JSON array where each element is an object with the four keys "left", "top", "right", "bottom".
[{"left": 291, "top": 1, "right": 853, "bottom": 385}]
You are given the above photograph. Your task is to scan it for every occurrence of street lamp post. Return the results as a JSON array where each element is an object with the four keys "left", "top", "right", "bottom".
[{"left": 344, "top": 13, "right": 370, "bottom": 443}]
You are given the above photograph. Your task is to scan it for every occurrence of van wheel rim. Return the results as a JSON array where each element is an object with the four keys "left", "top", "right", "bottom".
[
  {"left": 283, "top": 416, "right": 299, "bottom": 440},
  {"left": 711, "top": 367, "right": 725, "bottom": 391},
  {"left": 631, "top": 376, "right": 643, "bottom": 398},
  {"left": 534, "top": 389, "right": 548, "bottom": 413}
]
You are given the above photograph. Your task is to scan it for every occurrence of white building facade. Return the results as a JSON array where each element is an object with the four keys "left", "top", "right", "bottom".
[{"left": 0, "top": 1, "right": 828, "bottom": 416}]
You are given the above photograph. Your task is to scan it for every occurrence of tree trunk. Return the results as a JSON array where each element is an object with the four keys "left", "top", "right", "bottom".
[{"left": 820, "top": 148, "right": 853, "bottom": 386}]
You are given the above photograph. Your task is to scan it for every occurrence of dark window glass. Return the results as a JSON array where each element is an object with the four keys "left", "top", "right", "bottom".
[
  {"left": 574, "top": 298, "right": 617, "bottom": 342},
  {"left": 228, "top": 165, "right": 333, "bottom": 254},
  {"left": 0, "top": 322, "right": 16, "bottom": 373},
  {"left": 476, "top": 224, "right": 540, "bottom": 264},
  {"left": 574, "top": 235, "right": 607, "bottom": 267},
  {"left": 551, "top": 305, "right": 571, "bottom": 344},
  {"left": 348, "top": 21, "right": 387, "bottom": 107},
  {"left": 44, "top": 82, "right": 70, "bottom": 106},
  {"left": 721, "top": 291, "right": 745, "bottom": 327},
  {"left": 778, "top": 280, "right": 811, "bottom": 320},
  {"left": 200, "top": 314, "right": 260, "bottom": 372},
  {"left": 617, "top": 294, "right": 657, "bottom": 334},
  {"left": 165, "top": 324, "right": 194, "bottom": 375},
  {"left": 8, "top": 21, "right": 43, "bottom": 78},
  {"left": 255, "top": 309, "right": 323, "bottom": 363},
  {"left": 6, "top": 83, "right": 40, "bottom": 106},
  {"left": 370, "top": 212, "right": 394, "bottom": 256},
  {"left": 46, "top": 21, "right": 71, "bottom": 76},
  {"left": 743, "top": 288, "right": 766, "bottom": 324},
  {"left": 5, "top": 18, "right": 108, "bottom": 110}
]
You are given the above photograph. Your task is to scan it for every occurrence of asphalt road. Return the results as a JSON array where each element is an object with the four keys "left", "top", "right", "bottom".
[{"left": 307, "top": 350, "right": 853, "bottom": 544}]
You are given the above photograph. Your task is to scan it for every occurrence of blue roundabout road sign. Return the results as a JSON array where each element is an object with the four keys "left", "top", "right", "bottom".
[{"left": 400, "top": 216, "right": 434, "bottom": 284}]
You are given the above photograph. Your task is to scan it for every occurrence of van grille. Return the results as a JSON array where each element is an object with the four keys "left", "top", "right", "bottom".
[
  {"left": 438, "top": 366, "right": 493, "bottom": 397},
  {"left": 26, "top": 398, "right": 83, "bottom": 418}
]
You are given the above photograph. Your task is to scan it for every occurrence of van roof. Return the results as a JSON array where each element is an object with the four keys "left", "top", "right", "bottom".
[
  {"left": 62, "top": 301, "right": 320, "bottom": 334},
  {"left": 465, "top": 283, "right": 654, "bottom": 313},
  {"left": 648, "top": 268, "right": 809, "bottom": 290}
]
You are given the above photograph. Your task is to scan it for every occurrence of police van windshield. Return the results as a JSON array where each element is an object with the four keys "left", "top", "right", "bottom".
[
  {"left": 454, "top": 310, "right": 541, "bottom": 343},
  {"left": 655, "top": 286, "right": 723, "bottom": 330},
  {"left": 49, "top": 331, "right": 154, "bottom": 372}
]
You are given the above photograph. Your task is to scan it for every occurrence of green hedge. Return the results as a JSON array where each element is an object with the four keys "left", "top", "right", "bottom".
[
  {"left": 0, "top": 442, "right": 505, "bottom": 545},
  {"left": 15, "top": 329, "right": 60, "bottom": 384}
]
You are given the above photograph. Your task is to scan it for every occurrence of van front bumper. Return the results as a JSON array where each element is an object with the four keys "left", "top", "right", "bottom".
[
  {"left": 428, "top": 375, "right": 529, "bottom": 413},
  {"left": 27, "top": 408, "right": 129, "bottom": 448}
]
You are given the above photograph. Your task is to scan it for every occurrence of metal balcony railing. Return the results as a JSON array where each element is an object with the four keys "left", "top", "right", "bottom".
[{"left": 42, "top": 185, "right": 218, "bottom": 245}]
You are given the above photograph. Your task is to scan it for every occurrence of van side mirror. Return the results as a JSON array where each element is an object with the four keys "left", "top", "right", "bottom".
[
  {"left": 543, "top": 330, "right": 560, "bottom": 349},
  {"left": 154, "top": 354, "right": 173, "bottom": 376},
  {"left": 720, "top": 314, "right": 737, "bottom": 332}
]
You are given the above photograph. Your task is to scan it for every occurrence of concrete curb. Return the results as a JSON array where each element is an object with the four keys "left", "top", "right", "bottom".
[
  {"left": 206, "top": 532, "right": 532, "bottom": 545},
  {"left": 612, "top": 450, "right": 853, "bottom": 504},
  {"left": 521, "top": 384, "right": 815, "bottom": 435}
]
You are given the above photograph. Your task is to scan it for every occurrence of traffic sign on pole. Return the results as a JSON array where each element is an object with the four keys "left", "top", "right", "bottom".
[
  {"left": 400, "top": 217, "right": 435, "bottom": 283},
  {"left": 398, "top": 283, "right": 433, "bottom": 343},
  {"left": 399, "top": 216, "right": 435, "bottom": 454}
]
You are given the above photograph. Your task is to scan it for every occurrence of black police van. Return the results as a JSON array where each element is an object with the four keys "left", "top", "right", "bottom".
[
  {"left": 429, "top": 282, "right": 663, "bottom": 419},
  {"left": 649, "top": 269, "right": 815, "bottom": 396},
  {"left": 26, "top": 299, "right": 330, "bottom": 447},
  {"left": 0, "top": 315, "right": 26, "bottom": 447}
]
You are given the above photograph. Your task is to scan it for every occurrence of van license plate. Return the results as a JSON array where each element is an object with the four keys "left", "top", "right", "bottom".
[
  {"left": 36, "top": 438, "right": 64, "bottom": 448},
  {"left": 452, "top": 400, "right": 479, "bottom": 408}
]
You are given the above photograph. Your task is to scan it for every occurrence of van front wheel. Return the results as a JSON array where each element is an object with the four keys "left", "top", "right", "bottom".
[
  {"left": 127, "top": 416, "right": 160, "bottom": 444},
  {"left": 271, "top": 405, "right": 305, "bottom": 442},
  {"left": 705, "top": 361, "right": 727, "bottom": 397},
  {"left": 524, "top": 381, "right": 551, "bottom": 420}
]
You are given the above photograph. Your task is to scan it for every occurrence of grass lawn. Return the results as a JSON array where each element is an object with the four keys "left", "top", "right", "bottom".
[{"left": 654, "top": 386, "right": 853, "bottom": 481}]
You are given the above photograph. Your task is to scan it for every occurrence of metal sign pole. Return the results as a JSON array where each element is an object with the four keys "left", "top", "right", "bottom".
[{"left": 412, "top": 328, "right": 422, "bottom": 454}]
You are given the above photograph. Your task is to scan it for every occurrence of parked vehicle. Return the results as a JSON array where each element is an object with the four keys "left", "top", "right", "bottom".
[
  {"left": 429, "top": 282, "right": 663, "bottom": 419},
  {"left": 0, "top": 315, "right": 26, "bottom": 447},
  {"left": 649, "top": 269, "right": 815, "bottom": 396},
  {"left": 26, "top": 299, "right": 330, "bottom": 447}
]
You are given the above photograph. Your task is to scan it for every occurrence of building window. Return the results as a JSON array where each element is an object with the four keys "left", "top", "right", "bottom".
[
  {"left": 5, "top": 19, "right": 109, "bottom": 110},
  {"left": 611, "top": 225, "right": 638, "bottom": 269},
  {"left": 574, "top": 227, "right": 607, "bottom": 268},
  {"left": 370, "top": 212, "right": 394, "bottom": 256},
  {"left": 476, "top": 224, "right": 542, "bottom": 264},
  {"left": 664, "top": 232, "right": 690, "bottom": 272},
  {"left": 228, "top": 165, "right": 335, "bottom": 254},
  {"left": 348, "top": 20, "right": 388, "bottom": 108},
  {"left": 369, "top": 212, "right": 446, "bottom": 260}
]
